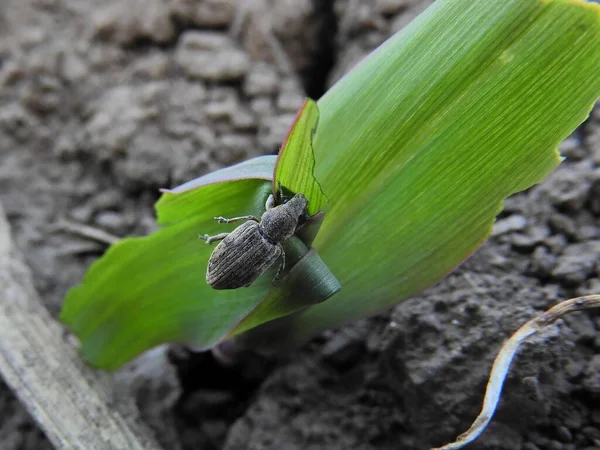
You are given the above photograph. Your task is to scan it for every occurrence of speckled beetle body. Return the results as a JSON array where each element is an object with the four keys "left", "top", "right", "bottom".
[{"left": 203, "top": 193, "right": 308, "bottom": 290}]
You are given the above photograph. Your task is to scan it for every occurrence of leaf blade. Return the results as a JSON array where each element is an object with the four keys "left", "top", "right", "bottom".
[
  {"left": 61, "top": 178, "right": 274, "bottom": 369},
  {"left": 254, "top": 0, "right": 600, "bottom": 346},
  {"left": 274, "top": 99, "right": 326, "bottom": 215}
]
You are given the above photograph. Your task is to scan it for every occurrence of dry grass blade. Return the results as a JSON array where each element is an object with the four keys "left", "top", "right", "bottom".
[
  {"left": 49, "top": 219, "right": 120, "bottom": 245},
  {"left": 0, "top": 202, "right": 162, "bottom": 450},
  {"left": 432, "top": 295, "right": 600, "bottom": 450}
]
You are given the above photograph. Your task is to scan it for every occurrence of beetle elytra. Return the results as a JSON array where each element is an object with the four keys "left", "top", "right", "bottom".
[{"left": 202, "top": 193, "right": 308, "bottom": 290}]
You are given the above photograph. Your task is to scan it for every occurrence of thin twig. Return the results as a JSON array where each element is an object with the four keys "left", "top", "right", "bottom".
[
  {"left": 48, "top": 219, "right": 120, "bottom": 245},
  {"left": 432, "top": 295, "right": 600, "bottom": 450},
  {"left": 0, "top": 201, "right": 162, "bottom": 450}
]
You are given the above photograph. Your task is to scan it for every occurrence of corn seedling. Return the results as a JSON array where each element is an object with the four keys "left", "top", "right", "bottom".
[{"left": 61, "top": 0, "right": 600, "bottom": 447}]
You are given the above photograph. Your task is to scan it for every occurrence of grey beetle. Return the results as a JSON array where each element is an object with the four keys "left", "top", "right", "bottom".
[{"left": 202, "top": 193, "right": 308, "bottom": 290}]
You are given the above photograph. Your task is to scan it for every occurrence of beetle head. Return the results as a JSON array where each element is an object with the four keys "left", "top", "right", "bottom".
[{"left": 260, "top": 193, "right": 308, "bottom": 243}]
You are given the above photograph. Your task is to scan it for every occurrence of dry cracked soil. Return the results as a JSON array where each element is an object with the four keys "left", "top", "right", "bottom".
[{"left": 1, "top": 1, "right": 600, "bottom": 449}]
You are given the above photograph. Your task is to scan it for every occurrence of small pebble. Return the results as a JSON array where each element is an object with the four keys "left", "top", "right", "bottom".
[
  {"left": 95, "top": 211, "right": 126, "bottom": 232},
  {"left": 582, "top": 426, "right": 600, "bottom": 441},
  {"left": 175, "top": 31, "right": 250, "bottom": 82},
  {"left": 70, "top": 205, "right": 93, "bottom": 223},
  {"left": 582, "top": 355, "right": 600, "bottom": 394},
  {"left": 510, "top": 225, "right": 549, "bottom": 251},
  {"left": 529, "top": 246, "right": 556, "bottom": 278},
  {"left": 547, "top": 169, "right": 591, "bottom": 211},
  {"left": 552, "top": 241, "right": 600, "bottom": 285},
  {"left": 491, "top": 214, "right": 527, "bottom": 237},
  {"left": 548, "top": 214, "right": 577, "bottom": 238},
  {"left": 555, "top": 425, "right": 573, "bottom": 443},
  {"left": 276, "top": 90, "right": 305, "bottom": 113},
  {"left": 374, "top": 0, "right": 410, "bottom": 15},
  {"left": 243, "top": 62, "right": 280, "bottom": 96}
]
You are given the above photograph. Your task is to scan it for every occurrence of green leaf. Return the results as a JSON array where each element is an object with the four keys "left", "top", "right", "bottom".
[
  {"left": 61, "top": 161, "right": 275, "bottom": 369},
  {"left": 157, "top": 155, "right": 276, "bottom": 225},
  {"left": 60, "top": 106, "right": 339, "bottom": 368},
  {"left": 241, "top": 0, "right": 600, "bottom": 350},
  {"left": 62, "top": 0, "right": 600, "bottom": 367},
  {"left": 273, "top": 98, "right": 327, "bottom": 216}
]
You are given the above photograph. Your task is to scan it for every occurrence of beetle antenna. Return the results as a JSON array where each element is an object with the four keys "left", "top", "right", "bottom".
[{"left": 276, "top": 181, "right": 283, "bottom": 203}]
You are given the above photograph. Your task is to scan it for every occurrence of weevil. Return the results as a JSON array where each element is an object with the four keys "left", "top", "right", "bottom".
[{"left": 202, "top": 193, "right": 308, "bottom": 290}]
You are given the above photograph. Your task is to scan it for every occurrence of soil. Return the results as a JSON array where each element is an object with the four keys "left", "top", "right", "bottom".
[{"left": 1, "top": 1, "right": 600, "bottom": 450}]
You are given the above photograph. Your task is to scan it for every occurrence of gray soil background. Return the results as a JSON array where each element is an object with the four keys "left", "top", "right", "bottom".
[{"left": 1, "top": 0, "right": 600, "bottom": 449}]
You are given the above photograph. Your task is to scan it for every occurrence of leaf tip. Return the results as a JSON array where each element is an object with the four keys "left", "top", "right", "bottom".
[{"left": 273, "top": 98, "right": 319, "bottom": 192}]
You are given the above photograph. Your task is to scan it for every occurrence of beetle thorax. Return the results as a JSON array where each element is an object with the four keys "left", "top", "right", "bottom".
[{"left": 259, "top": 194, "right": 307, "bottom": 243}]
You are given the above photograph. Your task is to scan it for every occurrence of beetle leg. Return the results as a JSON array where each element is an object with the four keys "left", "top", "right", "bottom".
[
  {"left": 214, "top": 215, "right": 259, "bottom": 224},
  {"left": 201, "top": 232, "right": 229, "bottom": 244},
  {"left": 273, "top": 244, "right": 286, "bottom": 283}
]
